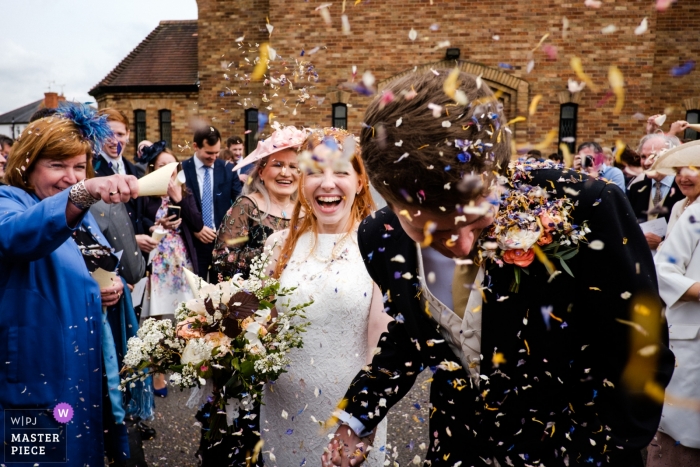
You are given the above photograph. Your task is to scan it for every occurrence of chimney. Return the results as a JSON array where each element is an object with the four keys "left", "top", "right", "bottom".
[{"left": 44, "top": 92, "right": 59, "bottom": 109}]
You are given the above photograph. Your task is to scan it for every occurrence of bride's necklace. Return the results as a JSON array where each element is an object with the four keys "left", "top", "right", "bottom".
[{"left": 309, "top": 232, "right": 355, "bottom": 263}]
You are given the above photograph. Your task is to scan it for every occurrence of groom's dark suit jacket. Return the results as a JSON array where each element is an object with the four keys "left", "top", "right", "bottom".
[{"left": 344, "top": 169, "right": 674, "bottom": 467}]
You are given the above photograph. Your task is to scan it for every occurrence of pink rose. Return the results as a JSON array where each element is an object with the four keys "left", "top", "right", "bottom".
[{"left": 176, "top": 316, "right": 206, "bottom": 340}]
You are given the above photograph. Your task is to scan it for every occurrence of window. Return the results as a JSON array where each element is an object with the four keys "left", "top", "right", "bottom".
[
  {"left": 332, "top": 103, "right": 347, "bottom": 129},
  {"left": 134, "top": 110, "right": 146, "bottom": 154},
  {"left": 558, "top": 103, "right": 578, "bottom": 155},
  {"left": 159, "top": 110, "right": 172, "bottom": 148},
  {"left": 685, "top": 109, "right": 700, "bottom": 141},
  {"left": 245, "top": 108, "right": 259, "bottom": 156}
]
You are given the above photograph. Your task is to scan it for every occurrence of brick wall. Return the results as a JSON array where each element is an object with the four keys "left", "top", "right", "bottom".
[
  {"left": 192, "top": 0, "right": 700, "bottom": 155},
  {"left": 651, "top": 1, "right": 700, "bottom": 125},
  {"left": 95, "top": 91, "right": 199, "bottom": 161},
  {"left": 98, "top": 1, "right": 700, "bottom": 157}
]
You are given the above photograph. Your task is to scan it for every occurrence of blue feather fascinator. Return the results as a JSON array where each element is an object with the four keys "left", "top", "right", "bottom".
[
  {"left": 135, "top": 140, "right": 167, "bottom": 165},
  {"left": 54, "top": 103, "right": 113, "bottom": 154}
]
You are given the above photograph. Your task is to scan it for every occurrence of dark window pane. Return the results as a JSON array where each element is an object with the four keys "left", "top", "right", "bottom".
[
  {"left": 686, "top": 110, "right": 700, "bottom": 141},
  {"left": 245, "top": 108, "right": 259, "bottom": 156},
  {"left": 332, "top": 103, "right": 347, "bottom": 129},
  {"left": 159, "top": 110, "right": 172, "bottom": 148},
  {"left": 134, "top": 110, "right": 146, "bottom": 155},
  {"left": 558, "top": 104, "right": 578, "bottom": 155}
]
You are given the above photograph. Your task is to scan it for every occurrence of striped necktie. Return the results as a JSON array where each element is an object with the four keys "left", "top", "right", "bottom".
[
  {"left": 202, "top": 166, "right": 214, "bottom": 228},
  {"left": 653, "top": 180, "right": 662, "bottom": 206}
]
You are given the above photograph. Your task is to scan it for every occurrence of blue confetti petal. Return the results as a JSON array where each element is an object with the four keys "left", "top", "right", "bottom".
[{"left": 670, "top": 60, "right": 695, "bottom": 77}]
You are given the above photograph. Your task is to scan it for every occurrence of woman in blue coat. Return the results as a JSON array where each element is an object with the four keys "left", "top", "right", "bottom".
[{"left": 0, "top": 106, "right": 140, "bottom": 466}]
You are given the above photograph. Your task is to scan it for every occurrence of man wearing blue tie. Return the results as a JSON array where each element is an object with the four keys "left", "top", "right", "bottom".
[{"left": 182, "top": 126, "right": 243, "bottom": 280}]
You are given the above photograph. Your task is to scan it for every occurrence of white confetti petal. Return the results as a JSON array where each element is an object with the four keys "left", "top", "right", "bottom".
[
  {"left": 281, "top": 410, "right": 288, "bottom": 419},
  {"left": 266, "top": 23, "right": 274, "bottom": 34},
  {"left": 588, "top": 240, "right": 605, "bottom": 250},
  {"left": 442, "top": 120, "right": 452, "bottom": 128},
  {"left": 527, "top": 60, "right": 535, "bottom": 74},
  {"left": 601, "top": 24, "right": 617, "bottom": 34},
  {"left": 396, "top": 117, "right": 403, "bottom": 127},
  {"left": 635, "top": 17, "right": 648, "bottom": 35},
  {"left": 391, "top": 255, "right": 406, "bottom": 263},
  {"left": 408, "top": 28, "right": 418, "bottom": 41}
]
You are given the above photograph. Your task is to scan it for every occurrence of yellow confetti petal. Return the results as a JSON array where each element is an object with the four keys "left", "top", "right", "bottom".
[
  {"left": 570, "top": 56, "right": 599, "bottom": 92},
  {"left": 614, "top": 140, "right": 626, "bottom": 164},
  {"left": 251, "top": 43, "right": 270, "bottom": 81},
  {"left": 443, "top": 67, "right": 460, "bottom": 100},
  {"left": 506, "top": 116, "right": 527, "bottom": 126},
  {"left": 608, "top": 65, "right": 625, "bottom": 115},
  {"left": 398, "top": 209, "right": 413, "bottom": 222},
  {"left": 532, "top": 244, "right": 556, "bottom": 275},
  {"left": 492, "top": 352, "right": 507, "bottom": 366},
  {"left": 528, "top": 95, "right": 543, "bottom": 116}
]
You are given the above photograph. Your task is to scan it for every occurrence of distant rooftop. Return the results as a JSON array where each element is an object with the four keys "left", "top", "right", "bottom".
[
  {"left": 89, "top": 20, "right": 199, "bottom": 97},
  {"left": 0, "top": 99, "right": 44, "bottom": 124}
]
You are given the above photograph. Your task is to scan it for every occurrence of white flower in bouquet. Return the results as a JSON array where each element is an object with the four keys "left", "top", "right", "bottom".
[
  {"left": 181, "top": 338, "right": 215, "bottom": 365},
  {"left": 497, "top": 225, "right": 541, "bottom": 251}
]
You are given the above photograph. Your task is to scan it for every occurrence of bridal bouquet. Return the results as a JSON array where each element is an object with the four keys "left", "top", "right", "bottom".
[
  {"left": 477, "top": 159, "right": 590, "bottom": 292},
  {"left": 120, "top": 247, "right": 310, "bottom": 436}
]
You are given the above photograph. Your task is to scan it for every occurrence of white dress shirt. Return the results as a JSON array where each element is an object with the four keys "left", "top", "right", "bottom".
[
  {"left": 101, "top": 153, "right": 126, "bottom": 175},
  {"left": 193, "top": 155, "right": 215, "bottom": 228}
]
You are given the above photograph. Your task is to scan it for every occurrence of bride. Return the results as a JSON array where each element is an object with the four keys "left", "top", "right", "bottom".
[{"left": 262, "top": 128, "right": 392, "bottom": 466}]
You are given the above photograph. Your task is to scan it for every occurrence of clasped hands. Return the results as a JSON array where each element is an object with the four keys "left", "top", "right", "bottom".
[{"left": 322, "top": 425, "right": 373, "bottom": 467}]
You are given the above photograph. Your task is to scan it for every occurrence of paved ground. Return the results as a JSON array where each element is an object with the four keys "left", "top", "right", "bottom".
[{"left": 142, "top": 370, "right": 431, "bottom": 467}]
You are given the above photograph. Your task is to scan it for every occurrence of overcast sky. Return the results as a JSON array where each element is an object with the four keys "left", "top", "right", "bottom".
[{"left": 0, "top": 0, "right": 198, "bottom": 115}]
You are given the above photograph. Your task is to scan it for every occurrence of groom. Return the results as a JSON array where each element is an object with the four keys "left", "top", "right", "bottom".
[{"left": 324, "top": 70, "right": 674, "bottom": 467}]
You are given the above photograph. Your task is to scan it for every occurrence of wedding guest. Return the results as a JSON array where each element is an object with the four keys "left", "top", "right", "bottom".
[
  {"left": 182, "top": 125, "right": 243, "bottom": 280},
  {"left": 263, "top": 128, "right": 392, "bottom": 467},
  {"left": 652, "top": 140, "right": 700, "bottom": 237},
  {"left": 212, "top": 126, "right": 307, "bottom": 281},
  {"left": 323, "top": 70, "right": 673, "bottom": 467},
  {"left": 227, "top": 135, "right": 253, "bottom": 181},
  {"left": 0, "top": 134, "right": 12, "bottom": 181},
  {"left": 218, "top": 148, "right": 235, "bottom": 163},
  {"left": 651, "top": 140, "right": 700, "bottom": 466},
  {"left": 628, "top": 134, "right": 684, "bottom": 251},
  {"left": 137, "top": 142, "right": 202, "bottom": 396},
  {"left": 197, "top": 126, "right": 306, "bottom": 467},
  {"left": 574, "top": 141, "right": 626, "bottom": 191},
  {"left": 616, "top": 145, "right": 644, "bottom": 189},
  {"left": 0, "top": 105, "right": 140, "bottom": 465}
]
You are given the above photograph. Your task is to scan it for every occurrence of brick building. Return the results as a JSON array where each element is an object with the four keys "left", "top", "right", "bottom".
[{"left": 90, "top": 0, "right": 700, "bottom": 160}]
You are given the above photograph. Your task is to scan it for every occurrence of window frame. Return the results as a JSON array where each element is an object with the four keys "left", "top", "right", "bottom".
[
  {"left": 134, "top": 109, "right": 147, "bottom": 155},
  {"left": 159, "top": 109, "right": 172, "bottom": 149},
  {"left": 685, "top": 109, "right": 700, "bottom": 141},
  {"left": 557, "top": 103, "right": 578, "bottom": 156},
  {"left": 332, "top": 103, "right": 348, "bottom": 129},
  {"left": 245, "top": 108, "right": 259, "bottom": 156}
]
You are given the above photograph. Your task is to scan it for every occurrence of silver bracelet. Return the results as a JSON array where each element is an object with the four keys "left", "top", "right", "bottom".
[{"left": 69, "top": 180, "right": 101, "bottom": 210}]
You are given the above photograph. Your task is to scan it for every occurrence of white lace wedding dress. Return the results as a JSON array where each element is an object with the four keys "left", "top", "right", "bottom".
[{"left": 260, "top": 230, "right": 387, "bottom": 466}]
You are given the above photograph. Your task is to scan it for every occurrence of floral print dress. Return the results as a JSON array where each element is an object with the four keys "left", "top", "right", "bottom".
[
  {"left": 145, "top": 197, "right": 195, "bottom": 316},
  {"left": 212, "top": 195, "right": 293, "bottom": 281}
]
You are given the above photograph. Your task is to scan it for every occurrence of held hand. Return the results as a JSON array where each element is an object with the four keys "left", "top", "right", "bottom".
[
  {"left": 322, "top": 426, "right": 366, "bottom": 467},
  {"left": 668, "top": 120, "right": 689, "bottom": 137},
  {"left": 572, "top": 155, "right": 583, "bottom": 170},
  {"left": 167, "top": 178, "right": 183, "bottom": 203},
  {"left": 136, "top": 234, "right": 159, "bottom": 253},
  {"left": 83, "top": 174, "right": 139, "bottom": 204},
  {"left": 647, "top": 114, "right": 663, "bottom": 134},
  {"left": 645, "top": 232, "right": 663, "bottom": 250},
  {"left": 157, "top": 214, "right": 182, "bottom": 231},
  {"left": 100, "top": 281, "right": 124, "bottom": 308},
  {"left": 194, "top": 226, "right": 217, "bottom": 244}
]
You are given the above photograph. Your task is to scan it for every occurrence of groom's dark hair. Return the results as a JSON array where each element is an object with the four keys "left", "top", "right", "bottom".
[{"left": 360, "top": 70, "right": 511, "bottom": 210}]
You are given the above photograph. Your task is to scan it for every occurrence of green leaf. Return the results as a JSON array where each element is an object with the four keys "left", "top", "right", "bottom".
[
  {"left": 514, "top": 266, "right": 521, "bottom": 284},
  {"left": 559, "top": 258, "right": 574, "bottom": 277},
  {"left": 559, "top": 249, "right": 579, "bottom": 261}
]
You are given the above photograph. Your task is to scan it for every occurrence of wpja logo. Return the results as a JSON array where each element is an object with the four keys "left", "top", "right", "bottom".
[{"left": 3, "top": 403, "right": 69, "bottom": 462}]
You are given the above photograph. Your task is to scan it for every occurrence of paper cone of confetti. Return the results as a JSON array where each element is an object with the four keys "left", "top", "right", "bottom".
[
  {"left": 92, "top": 267, "right": 120, "bottom": 289},
  {"left": 137, "top": 162, "right": 178, "bottom": 197},
  {"left": 183, "top": 267, "right": 209, "bottom": 295},
  {"left": 686, "top": 123, "right": 700, "bottom": 132}
]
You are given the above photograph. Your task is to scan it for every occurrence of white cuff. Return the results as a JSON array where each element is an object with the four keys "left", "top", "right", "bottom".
[{"left": 333, "top": 409, "right": 373, "bottom": 437}]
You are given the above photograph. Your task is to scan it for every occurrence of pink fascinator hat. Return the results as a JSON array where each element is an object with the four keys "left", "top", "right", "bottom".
[{"left": 232, "top": 124, "right": 308, "bottom": 172}]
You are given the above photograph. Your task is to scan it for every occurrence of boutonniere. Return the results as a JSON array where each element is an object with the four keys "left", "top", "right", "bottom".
[{"left": 476, "top": 160, "right": 590, "bottom": 292}]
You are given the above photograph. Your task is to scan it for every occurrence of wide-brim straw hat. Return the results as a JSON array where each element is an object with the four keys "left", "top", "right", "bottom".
[
  {"left": 652, "top": 140, "right": 700, "bottom": 176},
  {"left": 231, "top": 126, "right": 308, "bottom": 172}
]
